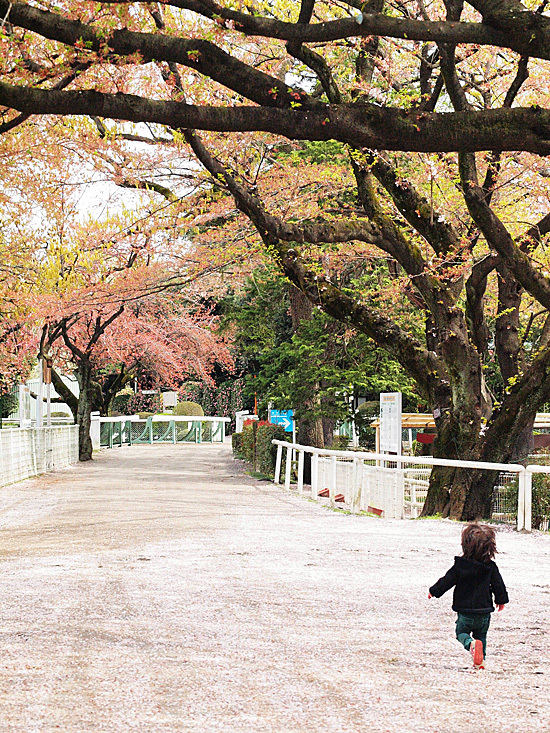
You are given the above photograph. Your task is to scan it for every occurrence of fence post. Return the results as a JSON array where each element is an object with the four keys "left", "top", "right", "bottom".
[
  {"left": 284, "top": 445, "right": 292, "bottom": 490},
  {"left": 90, "top": 413, "right": 101, "bottom": 450},
  {"left": 274, "top": 443, "right": 283, "bottom": 484},
  {"left": 297, "top": 450, "right": 304, "bottom": 495},
  {"left": 410, "top": 478, "right": 417, "bottom": 519},
  {"left": 517, "top": 470, "right": 526, "bottom": 532},
  {"left": 524, "top": 470, "right": 533, "bottom": 533},
  {"left": 330, "top": 455, "right": 337, "bottom": 507},
  {"left": 311, "top": 452, "right": 318, "bottom": 499},
  {"left": 351, "top": 457, "right": 361, "bottom": 514}
]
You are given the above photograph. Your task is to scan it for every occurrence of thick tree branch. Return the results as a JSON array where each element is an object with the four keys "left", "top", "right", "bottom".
[
  {"left": 49, "top": 0, "right": 550, "bottom": 60},
  {"left": 467, "top": 0, "right": 550, "bottom": 58},
  {"left": 459, "top": 153, "right": 550, "bottom": 311},
  {"left": 48, "top": 367, "right": 79, "bottom": 417},
  {"left": 0, "top": 1, "right": 313, "bottom": 110},
  {"left": 362, "top": 152, "right": 462, "bottom": 257},
  {"left": 184, "top": 128, "right": 447, "bottom": 398},
  {"left": 119, "top": 180, "right": 179, "bottom": 202},
  {"left": 0, "top": 61, "right": 89, "bottom": 134},
  {"left": 3, "top": 82, "right": 550, "bottom": 153},
  {"left": 87, "top": 306, "right": 125, "bottom": 350},
  {"left": 495, "top": 262, "right": 524, "bottom": 381},
  {"left": 465, "top": 254, "right": 496, "bottom": 353}
]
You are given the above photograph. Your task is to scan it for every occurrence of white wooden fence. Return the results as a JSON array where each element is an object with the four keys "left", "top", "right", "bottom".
[
  {"left": 273, "top": 440, "right": 542, "bottom": 531},
  {"left": 0, "top": 426, "right": 79, "bottom": 487}
]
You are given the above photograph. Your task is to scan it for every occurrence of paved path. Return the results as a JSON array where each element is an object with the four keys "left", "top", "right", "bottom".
[{"left": 0, "top": 442, "right": 549, "bottom": 732}]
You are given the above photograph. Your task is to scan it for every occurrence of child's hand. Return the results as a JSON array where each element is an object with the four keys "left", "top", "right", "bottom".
[
  {"left": 428, "top": 592, "right": 433, "bottom": 599},
  {"left": 496, "top": 604, "right": 505, "bottom": 612}
]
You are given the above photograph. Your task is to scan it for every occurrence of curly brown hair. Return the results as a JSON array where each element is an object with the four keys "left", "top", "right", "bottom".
[{"left": 461, "top": 523, "right": 497, "bottom": 563}]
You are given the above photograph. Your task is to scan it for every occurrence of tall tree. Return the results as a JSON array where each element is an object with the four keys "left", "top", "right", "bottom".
[{"left": 2, "top": 0, "right": 550, "bottom": 517}]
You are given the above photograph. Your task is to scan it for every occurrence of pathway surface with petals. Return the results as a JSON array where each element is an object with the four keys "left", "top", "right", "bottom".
[{"left": 0, "top": 441, "right": 549, "bottom": 732}]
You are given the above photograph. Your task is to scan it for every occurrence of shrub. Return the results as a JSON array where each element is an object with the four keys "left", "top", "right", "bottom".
[
  {"left": 127, "top": 392, "right": 162, "bottom": 415},
  {"left": 172, "top": 401, "right": 204, "bottom": 416},
  {"left": 51, "top": 411, "right": 71, "bottom": 418},
  {"left": 0, "top": 391, "right": 18, "bottom": 419},
  {"left": 232, "top": 432, "right": 243, "bottom": 457},
  {"left": 138, "top": 412, "right": 154, "bottom": 419},
  {"left": 256, "top": 423, "right": 289, "bottom": 476},
  {"left": 112, "top": 390, "right": 133, "bottom": 415},
  {"left": 180, "top": 378, "right": 246, "bottom": 430},
  {"left": 332, "top": 435, "right": 350, "bottom": 451},
  {"left": 237, "top": 420, "right": 290, "bottom": 476},
  {"left": 240, "top": 421, "right": 256, "bottom": 463},
  {"left": 533, "top": 473, "right": 550, "bottom": 530}
]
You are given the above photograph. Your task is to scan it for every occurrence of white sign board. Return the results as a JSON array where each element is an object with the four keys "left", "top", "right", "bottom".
[{"left": 380, "top": 392, "right": 402, "bottom": 454}]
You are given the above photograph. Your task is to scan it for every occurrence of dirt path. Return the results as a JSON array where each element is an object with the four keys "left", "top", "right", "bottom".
[{"left": 0, "top": 442, "right": 548, "bottom": 732}]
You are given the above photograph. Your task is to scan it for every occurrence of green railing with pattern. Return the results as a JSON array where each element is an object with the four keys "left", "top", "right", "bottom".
[{"left": 97, "top": 415, "right": 229, "bottom": 448}]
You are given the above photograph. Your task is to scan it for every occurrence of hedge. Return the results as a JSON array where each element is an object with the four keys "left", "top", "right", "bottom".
[
  {"left": 232, "top": 432, "right": 243, "bottom": 457},
  {"left": 172, "top": 401, "right": 204, "bottom": 416},
  {"left": 233, "top": 421, "right": 290, "bottom": 477}
]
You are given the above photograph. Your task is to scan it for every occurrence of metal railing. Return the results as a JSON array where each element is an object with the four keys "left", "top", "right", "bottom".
[
  {"left": 94, "top": 415, "right": 230, "bottom": 449},
  {"left": 272, "top": 440, "right": 544, "bottom": 531}
]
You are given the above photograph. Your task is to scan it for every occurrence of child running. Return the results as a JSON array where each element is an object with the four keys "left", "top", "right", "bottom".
[{"left": 428, "top": 523, "right": 509, "bottom": 669}]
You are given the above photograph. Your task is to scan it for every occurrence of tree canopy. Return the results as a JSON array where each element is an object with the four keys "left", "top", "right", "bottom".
[{"left": 3, "top": 0, "right": 550, "bottom": 518}]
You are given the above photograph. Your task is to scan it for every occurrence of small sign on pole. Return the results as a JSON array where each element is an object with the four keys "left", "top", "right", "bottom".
[
  {"left": 269, "top": 409, "right": 294, "bottom": 433},
  {"left": 380, "top": 392, "right": 402, "bottom": 457}
]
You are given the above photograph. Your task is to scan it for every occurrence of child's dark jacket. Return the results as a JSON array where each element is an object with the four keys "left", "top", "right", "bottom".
[{"left": 429, "top": 556, "right": 509, "bottom": 614}]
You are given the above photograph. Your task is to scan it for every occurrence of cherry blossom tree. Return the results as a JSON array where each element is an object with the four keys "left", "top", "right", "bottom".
[{"left": 0, "top": 125, "right": 234, "bottom": 460}]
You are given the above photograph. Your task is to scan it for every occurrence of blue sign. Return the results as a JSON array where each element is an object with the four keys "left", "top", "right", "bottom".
[{"left": 270, "top": 409, "right": 294, "bottom": 433}]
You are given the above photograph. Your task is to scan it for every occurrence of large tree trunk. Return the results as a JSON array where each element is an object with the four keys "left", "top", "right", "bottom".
[
  {"left": 422, "top": 350, "right": 550, "bottom": 520},
  {"left": 76, "top": 361, "right": 94, "bottom": 461},
  {"left": 287, "top": 283, "right": 324, "bottom": 483}
]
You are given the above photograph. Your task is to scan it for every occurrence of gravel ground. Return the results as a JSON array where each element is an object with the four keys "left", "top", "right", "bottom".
[{"left": 0, "top": 441, "right": 548, "bottom": 733}]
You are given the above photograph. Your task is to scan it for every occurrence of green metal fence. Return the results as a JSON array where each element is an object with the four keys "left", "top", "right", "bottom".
[{"left": 99, "top": 416, "right": 228, "bottom": 448}]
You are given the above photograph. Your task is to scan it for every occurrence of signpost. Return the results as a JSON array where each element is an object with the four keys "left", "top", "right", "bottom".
[
  {"left": 269, "top": 409, "right": 294, "bottom": 433},
  {"left": 379, "top": 392, "right": 402, "bottom": 464}
]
